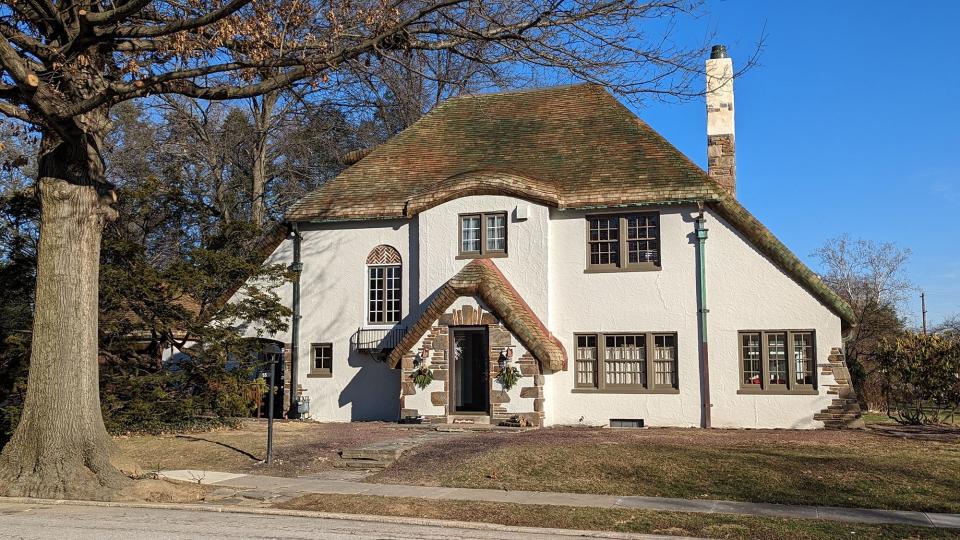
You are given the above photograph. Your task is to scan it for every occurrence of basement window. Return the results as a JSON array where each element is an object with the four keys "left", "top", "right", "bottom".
[{"left": 610, "top": 418, "right": 645, "bottom": 428}]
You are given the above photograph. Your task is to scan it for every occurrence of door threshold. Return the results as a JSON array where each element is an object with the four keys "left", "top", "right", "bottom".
[{"left": 447, "top": 414, "right": 491, "bottom": 424}]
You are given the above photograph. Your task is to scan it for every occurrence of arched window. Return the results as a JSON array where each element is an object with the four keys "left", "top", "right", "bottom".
[{"left": 366, "top": 245, "right": 402, "bottom": 324}]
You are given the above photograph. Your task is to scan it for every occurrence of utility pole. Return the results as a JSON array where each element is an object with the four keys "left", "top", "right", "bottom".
[{"left": 921, "top": 292, "right": 927, "bottom": 335}]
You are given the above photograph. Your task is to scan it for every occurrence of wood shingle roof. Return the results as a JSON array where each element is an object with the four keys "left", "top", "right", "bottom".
[
  {"left": 286, "top": 84, "right": 725, "bottom": 222},
  {"left": 387, "top": 259, "right": 567, "bottom": 371},
  {"left": 285, "top": 84, "right": 855, "bottom": 325}
]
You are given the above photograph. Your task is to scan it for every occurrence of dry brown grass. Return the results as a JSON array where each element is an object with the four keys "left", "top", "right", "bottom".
[
  {"left": 369, "top": 426, "right": 960, "bottom": 513},
  {"left": 115, "top": 419, "right": 411, "bottom": 477},
  {"left": 277, "top": 493, "right": 960, "bottom": 540}
]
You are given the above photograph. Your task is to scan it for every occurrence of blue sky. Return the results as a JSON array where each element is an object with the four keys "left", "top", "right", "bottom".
[{"left": 632, "top": 1, "right": 959, "bottom": 327}]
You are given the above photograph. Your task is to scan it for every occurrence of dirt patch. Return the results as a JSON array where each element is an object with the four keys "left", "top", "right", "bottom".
[
  {"left": 368, "top": 426, "right": 960, "bottom": 513},
  {"left": 116, "top": 478, "right": 212, "bottom": 503},
  {"left": 116, "top": 419, "right": 416, "bottom": 477}
]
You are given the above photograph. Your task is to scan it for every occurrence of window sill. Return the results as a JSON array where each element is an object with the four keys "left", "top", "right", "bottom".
[
  {"left": 456, "top": 252, "right": 508, "bottom": 260},
  {"left": 737, "top": 388, "right": 818, "bottom": 396},
  {"left": 307, "top": 372, "right": 333, "bottom": 379},
  {"left": 572, "top": 387, "right": 679, "bottom": 395},
  {"left": 583, "top": 264, "right": 660, "bottom": 274}
]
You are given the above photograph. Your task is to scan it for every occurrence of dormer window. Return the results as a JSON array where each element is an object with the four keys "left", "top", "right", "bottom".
[
  {"left": 585, "top": 212, "right": 660, "bottom": 272},
  {"left": 458, "top": 212, "right": 507, "bottom": 258}
]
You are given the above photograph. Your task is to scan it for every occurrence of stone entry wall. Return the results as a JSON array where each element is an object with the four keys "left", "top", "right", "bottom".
[
  {"left": 398, "top": 301, "right": 545, "bottom": 426},
  {"left": 814, "top": 347, "right": 864, "bottom": 429}
]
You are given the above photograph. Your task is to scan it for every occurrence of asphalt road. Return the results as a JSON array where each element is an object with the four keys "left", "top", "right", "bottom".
[{"left": 0, "top": 501, "right": 682, "bottom": 540}]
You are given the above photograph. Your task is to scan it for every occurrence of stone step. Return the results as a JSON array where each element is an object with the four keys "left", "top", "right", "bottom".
[
  {"left": 814, "top": 413, "right": 861, "bottom": 421},
  {"left": 340, "top": 448, "right": 404, "bottom": 460},
  {"left": 827, "top": 405, "right": 862, "bottom": 413},
  {"left": 448, "top": 415, "right": 491, "bottom": 425},
  {"left": 335, "top": 458, "right": 393, "bottom": 469}
]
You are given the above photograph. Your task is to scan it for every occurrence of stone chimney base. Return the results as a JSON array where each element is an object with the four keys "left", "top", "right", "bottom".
[{"left": 707, "top": 133, "right": 736, "bottom": 197}]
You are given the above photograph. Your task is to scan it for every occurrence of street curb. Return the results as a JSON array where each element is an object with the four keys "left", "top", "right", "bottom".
[{"left": 0, "top": 496, "right": 696, "bottom": 540}]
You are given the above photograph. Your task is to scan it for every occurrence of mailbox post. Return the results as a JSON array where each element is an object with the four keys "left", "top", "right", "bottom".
[{"left": 264, "top": 356, "right": 276, "bottom": 465}]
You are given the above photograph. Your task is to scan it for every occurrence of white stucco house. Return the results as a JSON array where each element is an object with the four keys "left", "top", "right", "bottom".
[{"left": 241, "top": 46, "right": 862, "bottom": 430}]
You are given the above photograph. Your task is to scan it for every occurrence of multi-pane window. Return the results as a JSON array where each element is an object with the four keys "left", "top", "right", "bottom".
[
  {"left": 574, "top": 332, "right": 678, "bottom": 392},
  {"left": 604, "top": 335, "right": 646, "bottom": 387},
  {"left": 653, "top": 334, "right": 677, "bottom": 388},
  {"left": 368, "top": 265, "right": 401, "bottom": 324},
  {"left": 461, "top": 216, "right": 481, "bottom": 252},
  {"left": 459, "top": 212, "right": 507, "bottom": 257},
  {"left": 311, "top": 343, "right": 332, "bottom": 377},
  {"left": 767, "top": 333, "right": 787, "bottom": 385},
  {"left": 575, "top": 335, "right": 598, "bottom": 387},
  {"left": 588, "top": 217, "right": 619, "bottom": 266},
  {"left": 738, "top": 331, "right": 817, "bottom": 393},
  {"left": 586, "top": 213, "right": 660, "bottom": 271},
  {"left": 627, "top": 215, "right": 659, "bottom": 264},
  {"left": 741, "top": 333, "right": 762, "bottom": 385},
  {"left": 794, "top": 332, "right": 815, "bottom": 385}
]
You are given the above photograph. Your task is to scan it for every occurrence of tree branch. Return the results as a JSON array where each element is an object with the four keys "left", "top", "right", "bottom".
[
  {"left": 114, "top": 0, "right": 255, "bottom": 38},
  {"left": 83, "top": 0, "right": 154, "bottom": 26}
]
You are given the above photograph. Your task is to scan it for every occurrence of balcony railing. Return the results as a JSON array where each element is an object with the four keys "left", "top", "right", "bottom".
[{"left": 353, "top": 326, "right": 407, "bottom": 358}]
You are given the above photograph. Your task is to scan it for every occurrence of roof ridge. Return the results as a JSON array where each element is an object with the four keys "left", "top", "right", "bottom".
[{"left": 443, "top": 82, "right": 599, "bottom": 102}]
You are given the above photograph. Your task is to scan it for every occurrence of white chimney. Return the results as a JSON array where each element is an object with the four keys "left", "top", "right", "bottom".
[{"left": 706, "top": 44, "right": 736, "bottom": 196}]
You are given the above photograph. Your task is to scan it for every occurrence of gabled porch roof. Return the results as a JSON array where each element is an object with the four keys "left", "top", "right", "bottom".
[{"left": 387, "top": 259, "right": 567, "bottom": 371}]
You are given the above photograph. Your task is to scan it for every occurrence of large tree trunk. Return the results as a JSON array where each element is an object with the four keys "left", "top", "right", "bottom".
[
  {"left": 0, "top": 127, "right": 138, "bottom": 499},
  {"left": 250, "top": 91, "right": 278, "bottom": 227}
]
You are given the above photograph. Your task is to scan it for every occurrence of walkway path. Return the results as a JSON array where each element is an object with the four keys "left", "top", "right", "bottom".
[{"left": 159, "top": 470, "right": 960, "bottom": 529}]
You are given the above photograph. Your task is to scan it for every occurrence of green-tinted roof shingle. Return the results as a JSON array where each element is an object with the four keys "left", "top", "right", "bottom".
[
  {"left": 287, "top": 84, "right": 725, "bottom": 222},
  {"left": 287, "top": 84, "right": 854, "bottom": 325}
]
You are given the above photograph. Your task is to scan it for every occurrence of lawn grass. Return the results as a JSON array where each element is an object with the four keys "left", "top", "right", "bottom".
[
  {"left": 370, "top": 427, "right": 960, "bottom": 513},
  {"left": 115, "top": 419, "right": 411, "bottom": 477},
  {"left": 276, "top": 494, "right": 960, "bottom": 540}
]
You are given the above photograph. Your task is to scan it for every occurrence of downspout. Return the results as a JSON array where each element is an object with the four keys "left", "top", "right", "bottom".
[
  {"left": 287, "top": 222, "right": 303, "bottom": 419},
  {"left": 695, "top": 206, "right": 712, "bottom": 428}
]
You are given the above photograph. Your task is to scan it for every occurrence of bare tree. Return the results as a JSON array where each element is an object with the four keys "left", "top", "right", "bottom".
[
  {"left": 0, "top": 0, "right": 742, "bottom": 498},
  {"left": 933, "top": 315, "right": 960, "bottom": 338},
  {"left": 814, "top": 235, "right": 913, "bottom": 409}
]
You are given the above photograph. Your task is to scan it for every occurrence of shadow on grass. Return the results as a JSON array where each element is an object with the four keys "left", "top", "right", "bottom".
[{"left": 175, "top": 435, "right": 261, "bottom": 461}]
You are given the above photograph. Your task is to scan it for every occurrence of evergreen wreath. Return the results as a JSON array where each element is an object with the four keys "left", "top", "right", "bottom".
[
  {"left": 496, "top": 365, "right": 522, "bottom": 391},
  {"left": 411, "top": 365, "right": 434, "bottom": 390}
]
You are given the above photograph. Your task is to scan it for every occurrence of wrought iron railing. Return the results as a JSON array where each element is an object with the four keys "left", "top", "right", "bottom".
[{"left": 353, "top": 326, "right": 407, "bottom": 356}]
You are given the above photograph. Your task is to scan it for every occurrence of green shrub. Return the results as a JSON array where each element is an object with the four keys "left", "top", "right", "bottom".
[{"left": 876, "top": 332, "right": 960, "bottom": 425}]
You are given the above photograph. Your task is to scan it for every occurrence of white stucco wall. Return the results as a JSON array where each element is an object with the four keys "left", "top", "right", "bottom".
[
  {"left": 244, "top": 220, "right": 409, "bottom": 422},
  {"left": 416, "top": 195, "right": 550, "bottom": 324},
  {"left": 547, "top": 205, "right": 840, "bottom": 429},
  {"left": 243, "top": 197, "right": 842, "bottom": 429},
  {"left": 706, "top": 209, "right": 841, "bottom": 428}
]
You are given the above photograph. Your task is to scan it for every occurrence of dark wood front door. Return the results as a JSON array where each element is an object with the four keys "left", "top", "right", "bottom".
[{"left": 450, "top": 327, "right": 489, "bottom": 413}]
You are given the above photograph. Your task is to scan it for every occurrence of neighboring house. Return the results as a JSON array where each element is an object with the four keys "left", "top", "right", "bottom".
[{"left": 243, "top": 46, "right": 862, "bottom": 429}]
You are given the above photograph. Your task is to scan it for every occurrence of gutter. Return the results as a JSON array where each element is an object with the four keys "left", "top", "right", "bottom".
[
  {"left": 695, "top": 206, "right": 712, "bottom": 428},
  {"left": 287, "top": 222, "right": 303, "bottom": 419}
]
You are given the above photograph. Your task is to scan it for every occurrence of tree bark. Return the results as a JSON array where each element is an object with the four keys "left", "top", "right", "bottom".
[
  {"left": 250, "top": 91, "right": 278, "bottom": 227},
  {"left": 0, "top": 128, "right": 138, "bottom": 499}
]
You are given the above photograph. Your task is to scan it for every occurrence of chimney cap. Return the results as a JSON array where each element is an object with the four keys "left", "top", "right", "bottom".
[{"left": 710, "top": 44, "right": 728, "bottom": 59}]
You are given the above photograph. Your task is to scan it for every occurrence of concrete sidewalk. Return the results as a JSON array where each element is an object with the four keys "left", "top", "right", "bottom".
[{"left": 160, "top": 469, "right": 960, "bottom": 529}]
